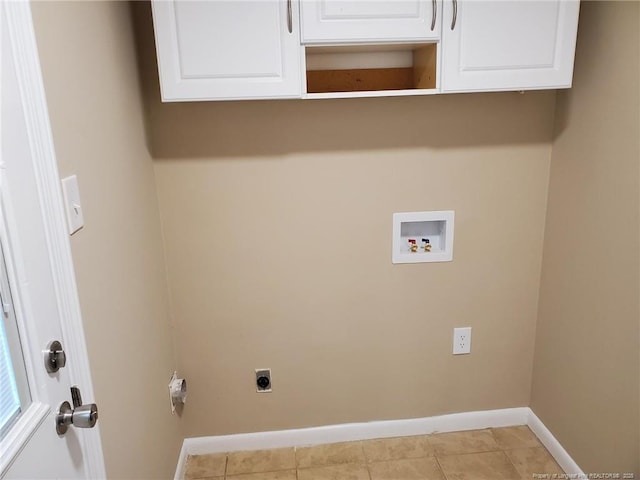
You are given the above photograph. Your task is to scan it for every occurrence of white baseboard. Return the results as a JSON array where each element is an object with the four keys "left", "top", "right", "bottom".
[
  {"left": 526, "top": 409, "right": 584, "bottom": 475},
  {"left": 174, "top": 407, "right": 583, "bottom": 480}
]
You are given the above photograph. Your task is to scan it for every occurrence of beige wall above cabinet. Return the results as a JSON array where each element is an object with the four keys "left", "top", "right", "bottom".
[{"left": 151, "top": 0, "right": 579, "bottom": 102}]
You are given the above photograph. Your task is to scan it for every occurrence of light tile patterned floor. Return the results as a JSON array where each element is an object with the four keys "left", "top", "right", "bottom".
[{"left": 183, "top": 426, "right": 563, "bottom": 480}]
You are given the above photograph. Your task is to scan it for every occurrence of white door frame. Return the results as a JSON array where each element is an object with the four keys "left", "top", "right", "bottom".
[{"left": 3, "top": 1, "right": 106, "bottom": 477}]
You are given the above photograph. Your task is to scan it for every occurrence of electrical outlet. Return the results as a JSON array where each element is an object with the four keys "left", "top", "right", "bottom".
[
  {"left": 453, "top": 327, "right": 472, "bottom": 355},
  {"left": 255, "top": 369, "right": 272, "bottom": 392}
]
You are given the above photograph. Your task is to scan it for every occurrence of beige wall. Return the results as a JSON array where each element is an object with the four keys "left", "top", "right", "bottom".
[
  {"left": 531, "top": 1, "right": 640, "bottom": 475},
  {"left": 133, "top": 3, "right": 556, "bottom": 438},
  {"left": 32, "top": 2, "right": 182, "bottom": 478}
]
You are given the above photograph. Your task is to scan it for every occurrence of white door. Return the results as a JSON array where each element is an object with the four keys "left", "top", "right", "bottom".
[
  {"left": 300, "top": 0, "right": 441, "bottom": 43},
  {"left": 440, "top": 0, "right": 580, "bottom": 92},
  {"left": 0, "top": 2, "right": 105, "bottom": 478},
  {"left": 152, "top": 0, "right": 303, "bottom": 101}
]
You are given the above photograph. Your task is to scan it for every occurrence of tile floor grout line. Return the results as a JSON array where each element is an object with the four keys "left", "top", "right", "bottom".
[
  {"left": 359, "top": 441, "right": 371, "bottom": 480},
  {"left": 365, "top": 453, "right": 434, "bottom": 465},
  {"left": 502, "top": 447, "right": 527, "bottom": 479},
  {"left": 226, "top": 467, "right": 299, "bottom": 477},
  {"left": 434, "top": 454, "right": 450, "bottom": 480},
  {"left": 359, "top": 442, "right": 372, "bottom": 480}
]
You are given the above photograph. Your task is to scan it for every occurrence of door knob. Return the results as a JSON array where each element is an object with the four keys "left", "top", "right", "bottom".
[{"left": 56, "top": 386, "right": 98, "bottom": 435}]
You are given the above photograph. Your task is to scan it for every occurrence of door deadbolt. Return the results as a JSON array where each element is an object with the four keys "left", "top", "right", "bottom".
[
  {"left": 45, "top": 340, "right": 66, "bottom": 373},
  {"left": 56, "top": 386, "right": 98, "bottom": 435}
]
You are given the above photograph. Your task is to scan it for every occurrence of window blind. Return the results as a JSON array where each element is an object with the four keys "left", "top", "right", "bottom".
[{"left": 0, "top": 316, "right": 20, "bottom": 438}]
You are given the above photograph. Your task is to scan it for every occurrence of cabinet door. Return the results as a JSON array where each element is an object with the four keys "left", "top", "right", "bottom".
[
  {"left": 440, "top": 0, "right": 580, "bottom": 92},
  {"left": 301, "top": 0, "right": 441, "bottom": 43},
  {"left": 152, "top": 0, "right": 303, "bottom": 101}
]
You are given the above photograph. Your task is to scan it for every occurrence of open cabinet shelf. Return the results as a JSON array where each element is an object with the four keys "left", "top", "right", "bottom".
[{"left": 305, "top": 43, "right": 438, "bottom": 98}]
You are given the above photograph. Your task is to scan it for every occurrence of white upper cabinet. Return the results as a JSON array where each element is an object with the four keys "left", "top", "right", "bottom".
[
  {"left": 300, "top": 0, "right": 441, "bottom": 44},
  {"left": 152, "top": 0, "right": 303, "bottom": 101},
  {"left": 150, "top": 0, "right": 580, "bottom": 101},
  {"left": 440, "top": 0, "right": 580, "bottom": 92}
]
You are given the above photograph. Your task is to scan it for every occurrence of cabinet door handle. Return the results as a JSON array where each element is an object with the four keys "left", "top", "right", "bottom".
[
  {"left": 451, "top": 0, "right": 457, "bottom": 30},
  {"left": 431, "top": 0, "right": 437, "bottom": 31},
  {"left": 287, "top": 0, "right": 293, "bottom": 33}
]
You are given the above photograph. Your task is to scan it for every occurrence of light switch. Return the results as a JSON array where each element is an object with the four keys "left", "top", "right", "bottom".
[{"left": 61, "top": 175, "right": 84, "bottom": 235}]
